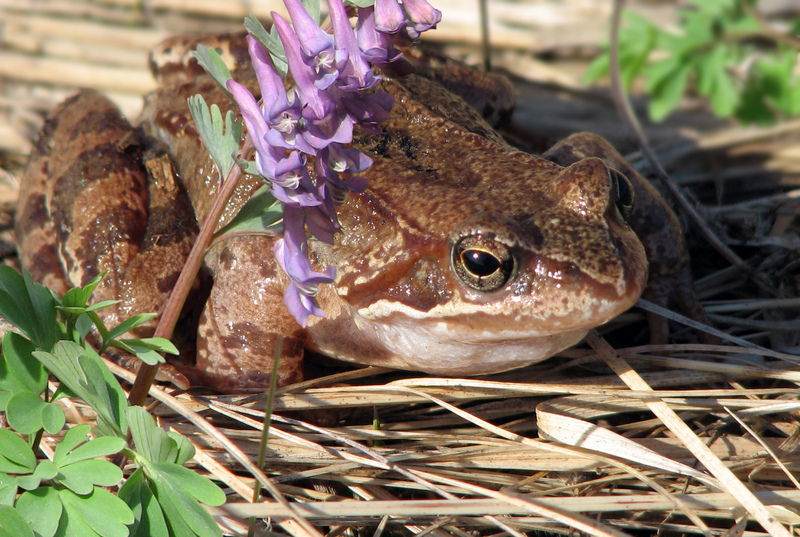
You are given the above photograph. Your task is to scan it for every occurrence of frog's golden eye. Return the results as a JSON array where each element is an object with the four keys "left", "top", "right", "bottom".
[
  {"left": 452, "top": 236, "right": 515, "bottom": 292},
  {"left": 609, "top": 168, "right": 633, "bottom": 220}
]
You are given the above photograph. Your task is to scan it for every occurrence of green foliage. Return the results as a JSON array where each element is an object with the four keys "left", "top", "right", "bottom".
[
  {"left": 586, "top": 0, "right": 800, "bottom": 124},
  {"left": 214, "top": 184, "right": 284, "bottom": 239},
  {"left": 188, "top": 95, "right": 243, "bottom": 181},
  {"left": 0, "top": 266, "right": 58, "bottom": 351},
  {"left": 244, "top": 14, "right": 288, "bottom": 77},
  {"left": 33, "top": 342, "right": 129, "bottom": 439},
  {"left": 120, "top": 407, "right": 226, "bottom": 537},
  {"left": 192, "top": 44, "right": 235, "bottom": 99},
  {"left": 0, "top": 271, "right": 224, "bottom": 537}
]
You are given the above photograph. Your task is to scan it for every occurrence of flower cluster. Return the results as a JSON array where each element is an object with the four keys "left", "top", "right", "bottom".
[{"left": 227, "top": 0, "right": 441, "bottom": 326}]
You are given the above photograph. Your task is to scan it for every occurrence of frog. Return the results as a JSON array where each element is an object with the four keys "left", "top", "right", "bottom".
[{"left": 15, "top": 32, "right": 706, "bottom": 391}]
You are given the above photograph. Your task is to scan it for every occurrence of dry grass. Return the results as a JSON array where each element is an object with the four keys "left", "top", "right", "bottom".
[{"left": 3, "top": 0, "right": 800, "bottom": 536}]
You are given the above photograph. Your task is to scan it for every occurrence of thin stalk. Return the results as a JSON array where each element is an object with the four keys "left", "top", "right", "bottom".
[
  {"left": 248, "top": 335, "right": 282, "bottom": 537},
  {"left": 479, "top": 0, "right": 491, "bottom": 72},
  {"left": 128, "top": 139, "right": 253, "bottom": 407}
]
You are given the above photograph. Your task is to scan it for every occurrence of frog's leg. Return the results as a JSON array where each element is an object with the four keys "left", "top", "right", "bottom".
[
  {"left": 16, "top": 90, "right": 198, "bottom": 380},
  {"left": 196, "top": 237, "right": 306, "bottom": 391},
  {"left": 543, "top": 132, "right": 714, "bottom": 344}
]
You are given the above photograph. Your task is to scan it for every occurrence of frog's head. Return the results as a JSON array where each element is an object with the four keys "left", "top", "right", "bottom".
[{"left": 337, "top": 155, "right": 648, "bottom": 376}]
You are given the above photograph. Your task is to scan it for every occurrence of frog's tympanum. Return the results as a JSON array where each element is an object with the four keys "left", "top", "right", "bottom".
[{"left": 16, "top": 34, "right": 705, "bottom": 391}]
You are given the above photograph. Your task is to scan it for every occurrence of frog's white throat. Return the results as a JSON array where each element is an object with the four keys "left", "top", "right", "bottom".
[{"left": 349, "top": 307, "right": 604, "bottom": 376}]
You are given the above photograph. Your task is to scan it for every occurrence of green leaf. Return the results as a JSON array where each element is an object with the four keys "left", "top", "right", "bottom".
[
  {"left": 694, "top": 48, "right": 721, "bottom": 96},
  {"left": 16, "top": 487, "right": 61, "bottom": 537},
  {"left": 34, "top": 460, "right": 59, "bottom": 480},
  {"left": 151, "top": 462, "right": 225, "bottom": 507},
  {"left": 74, "top": 313, "right": 95, "bottom": 342},
  {"left": 648, "top": 63, "right": 691, "bottom": 121},
  {"left": 104, "top": 313, "right": 156, "bottom": 343},
  {"left": 708, "top": 66, "right": 740, "bottom": 118},
  {"left": 118, "top": 469, "right": 169, "bottom": 537},
  {"left": 214, "top": 184, "right": 284, "bottom": 238},
  {"left": 192, "top": 44, "right": 233, "bottom": 97},
  {"left": 17, "top": 460, "right": 57, "bottom": 491},
  {"left": 57, "top": 487, "right": 134, "bottom": 537},
  {"left": 59, "top": 272, "right": 105, "bottom": 310},
  {"left": 148, "top": 466, "right": 223, "bottom": 537},
  {"left": 188, "top": 95, "right": 242, "bottom": 181},
  {"left": 34, "top": 343, "right": 128, "bottom": 439},
  {"left": 166, "top": 432, "right": 195, "bottom": 466},
  {"left": 6, "top": 391, "right": 46, "bottom": 434},
  {"left": 0, "top": 475, "right": 17, "bottom": 506},
  {"left": 57, "top": 460, "right": 123, "bottom": 495},
  {"left": 0, "top": 429, "right": 35, "bottom": 474},
  {"left": 42, "top": 402, "right": 67, "bottom": 434},
  {"left": 0, "top": 505, "right": 34, "bottom": 537},
  {"left": 54, "top": 425, "right": 92, "bottom": 465},
  {"left": 80, "top": 300, "right": 120, "bottom": 313},
  {"left": 58, "top": 436, "right": 125, "bottom": 467},
  {"left": 55, "top": 468, "right": 93, "bottom": 496},
  {"left": 0, "top": 332, "right": 47, "bottom": 398},
  {"left": 126, "top": 406, "right": 180, "bottom": 464},
  {"left": 108, "top": 341, "right": 165, "bottom": 366},
  {"left": 244, "top": 15, "right": 288, "bottom": 77},
  {"left": 582, "top": 53, "right": 609, "bottom": 85},
  {"left": 114, "top": 337, "right": 177, "bottom": 358},
  {"left": 130, "top": 337, "right": 177, "bottom": 355},
  {"left": 16, "top": 475, "right": 42, "bottom": 492},
  {"left": 643, "top": 54, "right": 683, "bottom": 95},
  {"left": 0, "top": 267, "right": 57, "bottom": 351},
  {"left": 674, "top": 11, "right": 714, "bottom": 54},
  {"left": 754, "top": 49, "right": 799, "bottom": 116},
  {"left": 236, "top": 157, "right": 261, "bottom": 177}
]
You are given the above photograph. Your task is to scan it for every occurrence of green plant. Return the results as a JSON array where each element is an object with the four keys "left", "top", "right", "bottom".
[
  {"left": 585, "top": 0, "right": 800, "bottom": 123},
  {"left": 0, "top": 267, "right": 225, "bottom": 537}
]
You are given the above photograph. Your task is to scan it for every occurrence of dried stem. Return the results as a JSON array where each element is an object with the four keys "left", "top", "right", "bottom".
[{"left": 127, "top": 138, "right": 253, "bottom": 407}]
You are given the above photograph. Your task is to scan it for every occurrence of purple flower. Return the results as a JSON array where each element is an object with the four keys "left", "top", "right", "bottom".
[
  {"left": 269, "top": 153, "right": 324, "bottom": 208},
  {"left": 313, "top": 147, "right": 371, "bottom": 205},
  {"left": 227, "top": 78, "right": 286, "bottom": 173},
  {"left": 329, "top": 0, "right": 380, "bottom": 92},
  {"left": 403, "top": 0, "right": 442, "bottom": 33},
  {"left": 318, "top": 144, "right": 372, "bottom": 178},
  {"left": 283, "top": 0, "right": 345, "bottom": 88},
  {"left": 355, "top": 6, "right": 403, "bottom": 66},
  {"left": 273, "top": 14, "right": 334, "bottom": 120},
  {"left": 304, "top": 193, "right": 340, "bottom": 244},
  {"left": 339, "top": 90, "right": 394, "bottom": 132},
  {"left": 223, "top": 0, "right": 441, "bottom": 326},
  {"left": 302, "top": 103, "right": 355, "bottom": 149},
  {"left": 373, "top": 0, "right": 441, "bottom": 43},
  {"left": 274, "top": 205, "right": 336, "bottom": 326},
  {"left": 374, "top": 0, "right": 407, "bottom": 34}
]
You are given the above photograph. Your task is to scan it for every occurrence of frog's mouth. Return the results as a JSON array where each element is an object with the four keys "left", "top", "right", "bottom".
[
  {"left": 361, "top": 312, "right": 591, "bottom": 376},
  {"left": 355, "top": 293, "right": 639, "bottom": 376}
]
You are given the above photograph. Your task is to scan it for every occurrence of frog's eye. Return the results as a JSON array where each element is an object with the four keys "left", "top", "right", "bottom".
[
  {"left": 452, "top": 236, "right": 515, "bottom": 292},
  {"left": 609, "top": 168, "right": 633, "bottom": 220}
]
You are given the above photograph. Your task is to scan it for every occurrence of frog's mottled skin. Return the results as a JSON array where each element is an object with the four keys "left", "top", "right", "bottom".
[{"left": 16, "top": 33, "right": 703, "bottom": 391}]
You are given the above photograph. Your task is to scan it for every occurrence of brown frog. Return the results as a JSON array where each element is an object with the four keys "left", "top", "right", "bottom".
[{"left": 16, "top": 33, "right": 704, "bottom": 391}]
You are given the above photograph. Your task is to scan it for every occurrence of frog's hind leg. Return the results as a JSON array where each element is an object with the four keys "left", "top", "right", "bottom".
[
  {"left": 17, "top": 89, "right": 197, "bottom": 342},
  {"left": 196, "top": 236, "right": 306, "bottom": 391},
  {"left": 15, "top": 90, "right": 142, "bottom": 297}
]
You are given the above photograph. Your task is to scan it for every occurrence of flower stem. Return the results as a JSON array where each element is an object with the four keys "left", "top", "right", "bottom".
[{"left": 128, "top": 139, "right": 252, "bottom": 406}]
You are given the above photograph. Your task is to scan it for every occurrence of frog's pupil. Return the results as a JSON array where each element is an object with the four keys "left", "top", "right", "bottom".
[{"left": 462, "top": 249, "right": 500, "bottom": 277}]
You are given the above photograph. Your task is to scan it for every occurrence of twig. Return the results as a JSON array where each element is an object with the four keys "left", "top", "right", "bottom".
[{"left": 607, "top": 0, "right": 776, "bottom": 296}]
